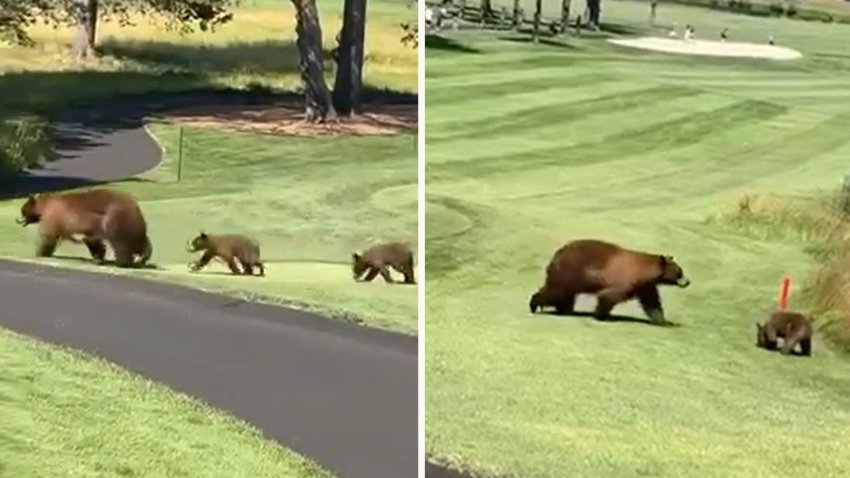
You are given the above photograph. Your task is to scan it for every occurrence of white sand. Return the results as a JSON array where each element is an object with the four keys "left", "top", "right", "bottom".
[{"left": 609, "top": 37, "right": 803, "bottom": 60}]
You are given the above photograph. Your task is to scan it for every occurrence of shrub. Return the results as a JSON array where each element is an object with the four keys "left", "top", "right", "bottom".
[{"left": 0, "top": 115, "right": 50, "bottom": 176}]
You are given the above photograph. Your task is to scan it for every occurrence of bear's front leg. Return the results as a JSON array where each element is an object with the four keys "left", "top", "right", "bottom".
[
  {"left": 36, "top": 235, "right": 58, "bottom": 258},
  {"left": 84, "top": 238, "right": 107, "bottom": 264},
  {"left": 378, "top": 265, "right": 395, "bottom": 283},
  {"left": 189, "top": 251, "right": 215, "bottom": 272},
  {"left": 637, "top": 285, "right": 667, "bottom": 325},
  {"left": 361, "top": 266, "right": 380, "bottom": 282}
]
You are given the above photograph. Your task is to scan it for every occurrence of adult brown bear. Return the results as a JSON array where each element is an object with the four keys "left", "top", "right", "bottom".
[
  {"left": 529, "top": 239, "right": 690, "bottom": 324},
  {"left": 756, "top": 310, "right": 813, "bottom": 356},
  {"left": 17, "top": 189, "right": 153, "bottom": 268}
]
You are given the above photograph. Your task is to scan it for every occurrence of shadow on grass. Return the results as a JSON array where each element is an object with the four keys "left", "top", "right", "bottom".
[
  {"left": 537, "top": 309, "right": 682, "bottom": 327},
  {"left": 99, "top": 39, "right": 303, "bottom": 76},
  {"left": 498, "top": 35, "right": 576, "bottom": 49},
  {"left": 425, "top": 34, "right": 482, "bottom": 54},
  {"left": 43, "top": 254, "right": 164, "bottom": 271},
  {"left": 0, "top": 65, "right": 417, "bottom": 198},
  {"left": 425, "top": 461, "right": 478, "bottom": 478}
]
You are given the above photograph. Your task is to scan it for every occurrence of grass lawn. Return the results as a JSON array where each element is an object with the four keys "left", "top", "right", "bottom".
[
  {"left": 425, "top": 2, "right": 850, "bottom": 477},
  {"left": 0, "top": 328, "right": 329, "bottom": 478},
  {"left": 0, "top": 124, "right": 418, "bottom": 333}
]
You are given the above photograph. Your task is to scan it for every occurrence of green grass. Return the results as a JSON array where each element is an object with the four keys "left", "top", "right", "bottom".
[
  {"left": 0, "top": 0, "right": 417, "bottom": 94},
  {"left": 425, "top": 2, "right": 850, "bottom": 477},
  {"left": 0, "top": 124, "right": 418, "bottom": 333},
  {"left": 0, "top": 328, "right": 330, "bottom": 478}
]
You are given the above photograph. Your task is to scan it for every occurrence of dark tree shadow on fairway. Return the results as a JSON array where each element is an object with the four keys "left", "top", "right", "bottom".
[
  {"left": 425, "top": 34, "right": 482, "bottom": 54},
  {"left": 498, "top": 35, "right": 576, "bottom": 49},
  {"left": 0, "top": 64, "right": 417, "bottom": 199},
  {"left": 98, "top": 39, "right": 304, "bottom": 76},
  {"left": 598, "top": 22, "right": 646, "bottom": 37}
]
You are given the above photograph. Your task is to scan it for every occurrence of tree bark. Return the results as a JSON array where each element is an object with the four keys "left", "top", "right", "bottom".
[
  {"left": 332, "top": 0, "right": 367, "bottom": 116},
  {"left": 72, "top": 0, "right": 98, "bottom": 59},
  {"left": 512, "top": 0, "right": 521, "bottom": 29},
  {"left": 291, "top": 0, "right": 336, "bottom": 123},
  {"left": 561, "top": 0, "right": 570, "bottom": 34},
  {"left": 586, "top": 0, "right": 601, "bottom": 28},
  {"left": 532, "top": 0, "right": 542, "bottom": 43}
]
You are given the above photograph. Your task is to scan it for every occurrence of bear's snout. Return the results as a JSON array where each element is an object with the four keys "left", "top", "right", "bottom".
[{"left": 676, "top": 277, "right": 691, "bottom": 288}]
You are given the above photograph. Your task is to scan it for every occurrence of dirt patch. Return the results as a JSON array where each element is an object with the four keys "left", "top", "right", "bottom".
[
  {"left": 157, "top": 101, "right": 417, "bottom": 137},
  {"left": 609, "top": 37, "right": 803, "bottom": 60}
]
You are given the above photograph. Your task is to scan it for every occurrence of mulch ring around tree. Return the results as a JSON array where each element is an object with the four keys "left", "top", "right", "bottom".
[{"left": 156, "top": 100, "right": 417, "bottom": 137}]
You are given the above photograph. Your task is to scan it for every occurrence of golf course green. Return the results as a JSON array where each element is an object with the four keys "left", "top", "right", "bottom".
[{"left": 425, "top": 1, "right": 850, "bottom": 477}]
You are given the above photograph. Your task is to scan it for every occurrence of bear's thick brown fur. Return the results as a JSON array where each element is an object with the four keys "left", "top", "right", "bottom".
[
  {"left": 187, "top": 232, "right": 265, "bottom": 276},
  {"left": 352, "top": 241, "right": 415, "bottom": 284},
  {"left": 17, "top": 189, "right": 152, "bottom": 268},
  {"left": 529, "top": 239, "right": 690, "bottom": 324},
  {"left": 756, "top": 310, "right": 813, "bottom": 356}
]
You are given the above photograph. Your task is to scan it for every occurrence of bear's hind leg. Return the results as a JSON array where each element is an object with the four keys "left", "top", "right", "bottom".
[
  {"left": 36, "top": 235, "right": 58, "bottom": 258},
  {"left": 555, "top": 293, "right": 576, "bottom": 315},
  {"left": 637, "top": 285, "right": 667, "bottom": 325},
  {"left": 112, "top": 242, "right": 136, "bottom": 268},
  {"left": 799, "top": 337, "right": 812, "bottom": 356},
  {"left": 594, "top": 288, "right": 628, "bottom": 321}
]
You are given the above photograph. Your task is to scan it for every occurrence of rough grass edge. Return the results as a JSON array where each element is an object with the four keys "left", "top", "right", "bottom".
[
  {"left": 0, "top": 327, "right": 334, "bottom": 478},
  {"left": 0, "top": 115, "right": 50, "bottom": 175},
  {"left": 711, "top": 187, "right": 850, "bottom": 353}
]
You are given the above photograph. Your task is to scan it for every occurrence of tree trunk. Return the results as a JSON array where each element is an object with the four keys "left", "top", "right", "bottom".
[
  {"left": 512, "top": 0, "right": 521, "bottom": 29},
  {"left": 532, "top": 0, "right": 542, "bottom": 43},
  {"left": 332, "top": 0, "right": 367, "bottom": 116},
  {"left": 480, "top": 0, "right": 493, "bottom": 22},
  {"left": 72, "top": 0, "right": 98, "bottom": 59},
  {"left": 291, "top": 0, "right": 336, "bottom": 123},
  {"left": 586, "top": 0, "right": 601, "bottom": 28},
  {"left": 561, "top": 0, "right": 570, "bottom": 34}
]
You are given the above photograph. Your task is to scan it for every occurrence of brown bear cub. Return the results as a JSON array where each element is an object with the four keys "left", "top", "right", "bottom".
[
  {"left": 17, "top": 189, "right": 152, "bottom": 268},
  {"left": 187, "top": 232, "right": 265, "bottom": 276},
  {"left": 529, "top": 239, "right": 690, "bottom": 325},
  {"left": 756, "top": 311, "right": 813, "bottom": 356},
  {"left": 352, "top": 241, "right": 415, "bottom": 284}
]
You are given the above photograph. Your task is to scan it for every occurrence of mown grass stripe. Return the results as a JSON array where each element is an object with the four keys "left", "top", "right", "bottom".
[
  {"left": 434, "top": 85, "right": 702, "bottom": 142},
  {"left": 441, "top": 100, "right": 787, "bottom": 176}
]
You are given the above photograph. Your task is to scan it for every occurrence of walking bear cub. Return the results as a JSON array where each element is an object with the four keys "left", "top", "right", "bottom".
[
  {"left": 529, "top": 239, "right": 690, "bottom": 324},
  {"left": 187, "top": 232, "right": 265, "bottom": 276},
  {"left": 17, "top": 189, "right": 152, "bottom": 268},
  {"left": 352, "top": 241, "right": 415, "bottom": 284},
  {"left": 756, "top": 311, "right": 813, "bottom": 356}
]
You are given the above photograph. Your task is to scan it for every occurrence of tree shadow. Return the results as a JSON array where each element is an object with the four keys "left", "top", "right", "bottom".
[
  {"left": 0, "top": 65, "right": 417, "bottom": 198},
  {"left": 99, "top": 39, "right": 304, "bottom": 76},
  {"left": 425, "top": 34, "right": 482, "bottom": 54},
  {"left": 598, "top": 22, "right": 646, "bottom": 37},
  {"left": 498, "top": 35, "right": 576, "bottom": 49},
  {"left": 537, "top": 309, "right": 682, "bottom": 327}
]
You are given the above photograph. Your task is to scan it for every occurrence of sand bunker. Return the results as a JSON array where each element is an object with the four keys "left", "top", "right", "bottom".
[{"left": 609, "top": 37, "right": 802, "bottom": 60}]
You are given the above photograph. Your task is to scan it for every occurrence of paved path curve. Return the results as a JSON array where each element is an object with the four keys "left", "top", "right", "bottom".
[{"left": 0, "top": 90, "right": 417, "bottom": 478}]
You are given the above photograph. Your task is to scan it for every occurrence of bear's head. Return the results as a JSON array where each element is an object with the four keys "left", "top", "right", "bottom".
[
  {"left": 187, "top": 232, "right": 211, "bottom": 252},
  {"left": 17, "top": 194, "right": 43, "bottom": 226},
  {"left": 658, "top": 255, "right": 690, "bottom": 288},
  {"left": 351, "top": 252, "right": 368, "bottom": 281}
]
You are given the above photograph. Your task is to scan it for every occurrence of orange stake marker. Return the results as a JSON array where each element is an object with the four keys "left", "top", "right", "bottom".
[{"left": 778, "top": 276, "right": 792, "bottom": 310}]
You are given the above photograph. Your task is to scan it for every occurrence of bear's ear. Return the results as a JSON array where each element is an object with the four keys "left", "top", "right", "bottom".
[
  {"left": 199, "top": 231, "right": 207, "bottom": 239},
  {"left": 658, "top": 255, "right": 668, "bottom": 267},
  {"left": 352, "top": 252, "right": 361, "bottom": 261}
]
